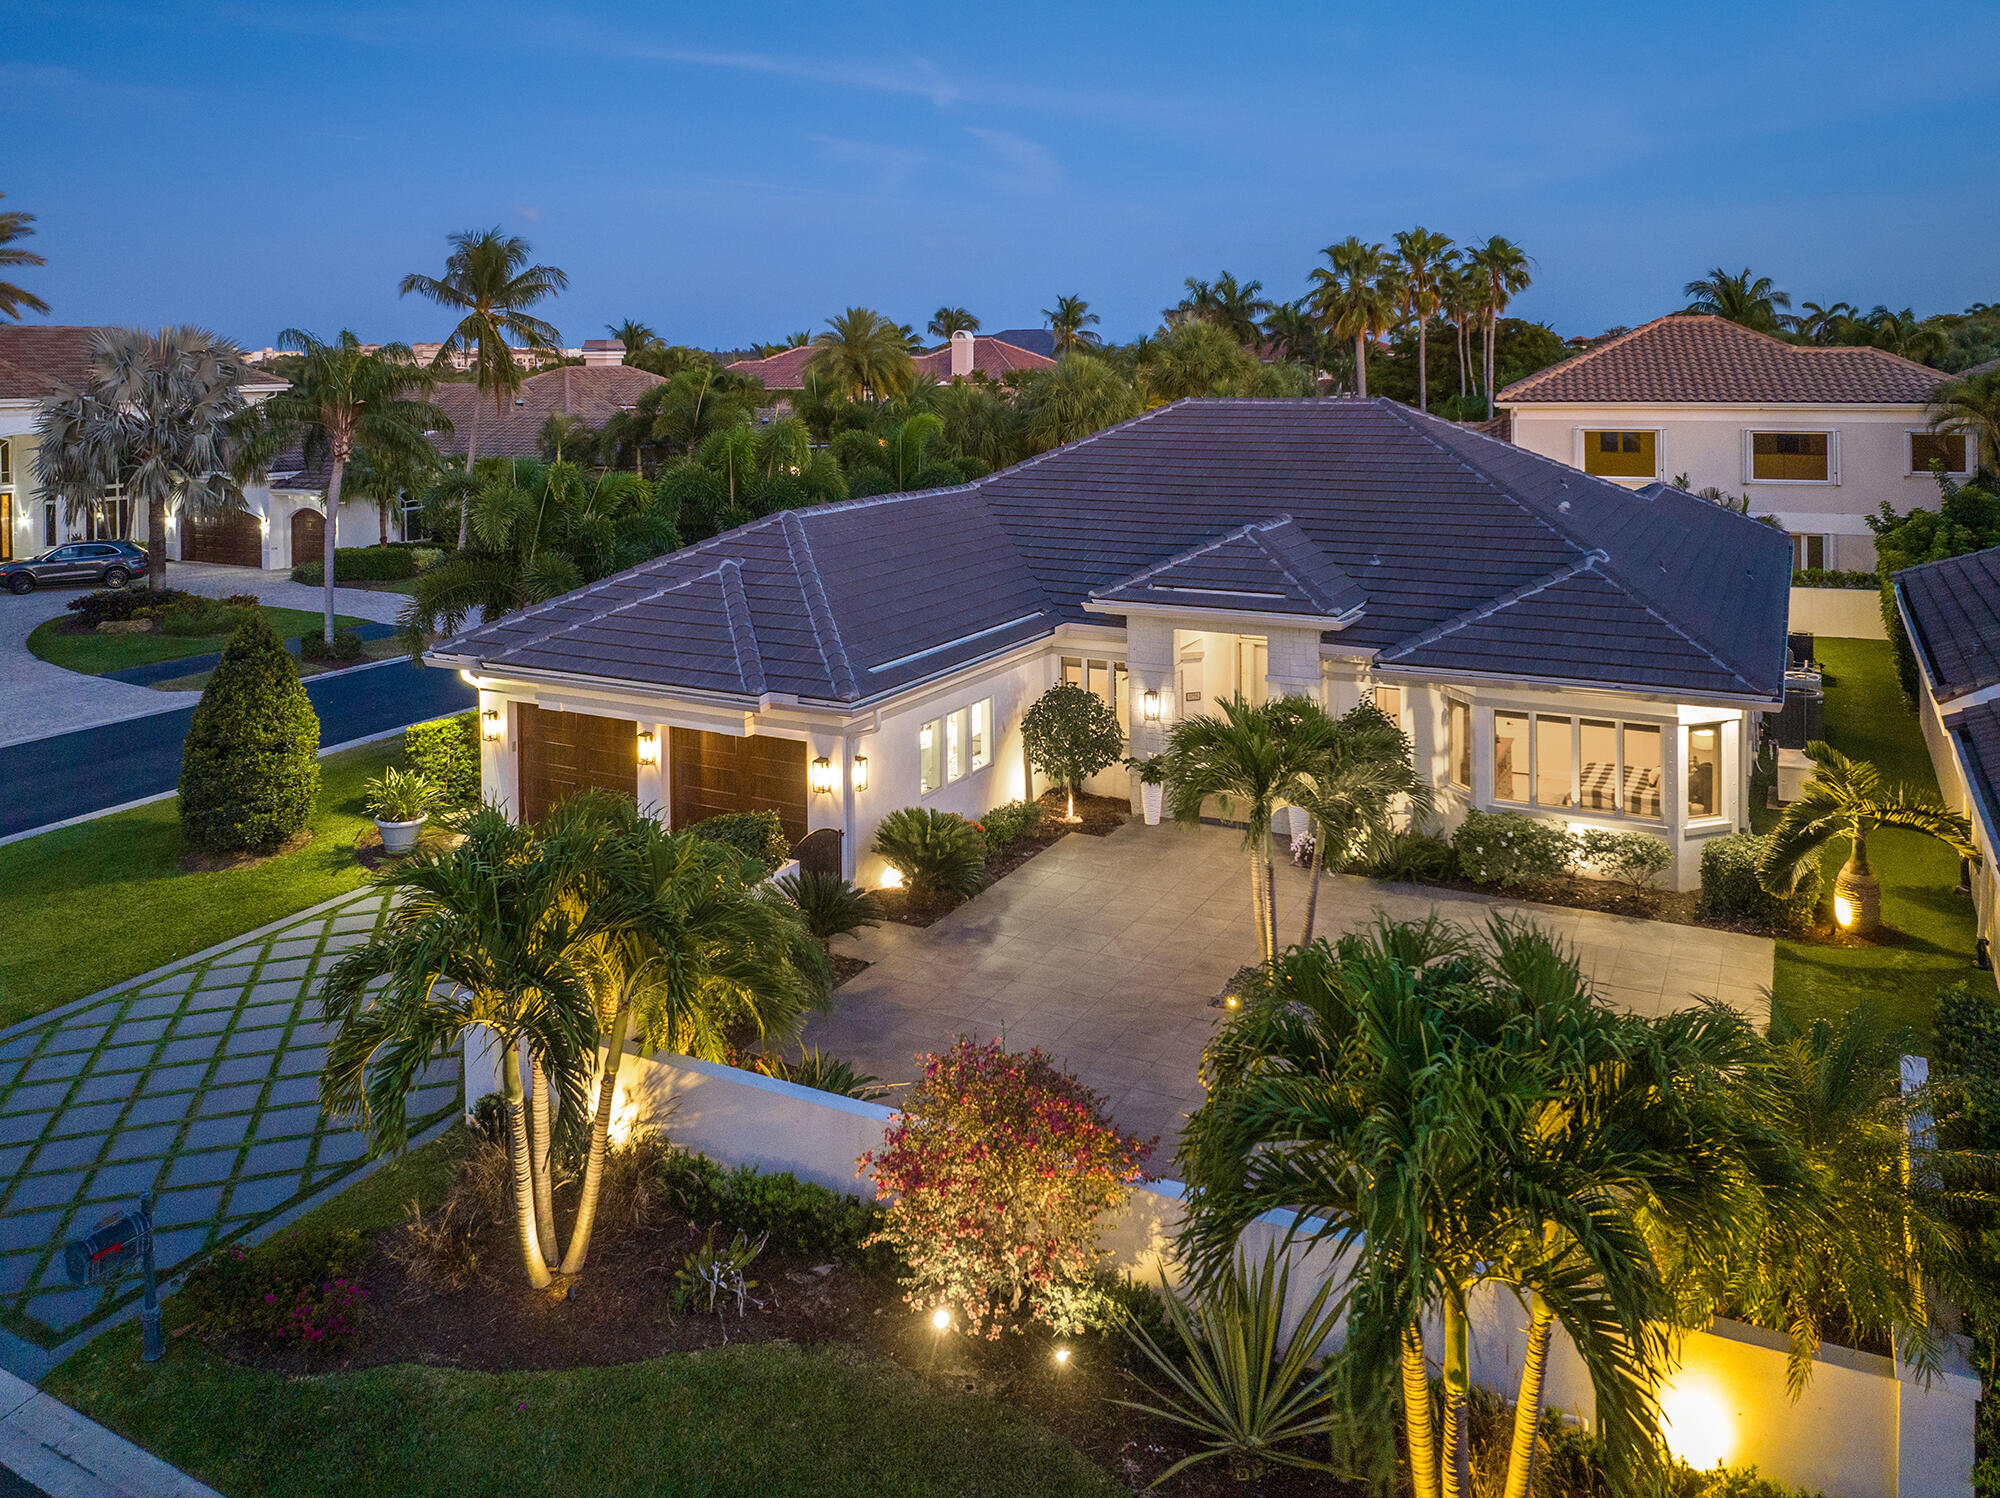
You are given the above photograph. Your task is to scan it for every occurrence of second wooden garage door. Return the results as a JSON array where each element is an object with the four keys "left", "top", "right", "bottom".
[
  {"left": 290, "top": 509, "right": 325, "bottom": 569},
  {"left": 670, "top": 729, "right": 807, "bottom": 844},
  {"left": 517, "top": 704, "right": 637, "bottom": 825},
  {"left": 182, "top": 508, "right": 263, "bottom": 567}
]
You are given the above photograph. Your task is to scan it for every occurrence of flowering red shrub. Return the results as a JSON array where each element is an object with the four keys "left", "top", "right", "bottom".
[
  {"left": 181, "top": 1226, "right": 369, "bottom": 1355},
  {"left": 861, "top": 1037, "right": 1152, "bottom": 1337}
]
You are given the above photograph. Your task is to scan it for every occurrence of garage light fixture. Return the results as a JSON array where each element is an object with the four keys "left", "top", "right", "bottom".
[
  {"left": 636, "top": 730, "right": 659, "bottom": 767},
  {"left": 481, "top": 708, "right": 502, "bottom": 743},
  {"left": 810, "top": 756, "right": 835, "bottom": 795},
  {"left": 1142, "top": 689, "right": 1161, "bottom": 722},
  {"left": 850, "top": 755, "right": 869, "bottom": 793}
]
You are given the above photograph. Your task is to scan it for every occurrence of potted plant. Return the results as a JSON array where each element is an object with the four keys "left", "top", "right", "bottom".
[
  {"left": 363, "top": 766, "right": 440, "bottom": 853},
  {"left": 1125, "top": 754, "right": 1167, "bottom": 826}
]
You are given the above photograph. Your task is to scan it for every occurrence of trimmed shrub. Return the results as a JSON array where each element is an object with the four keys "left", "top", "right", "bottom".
[
  {"left": 863, "top": 1037, "right": 1152, "bottom": 1338},
  {"left": 404, "top": 713, "right": 480, "bottom": 804},
  {"left": 979, "top": 798, "right": 1045, "bottom": 851},
  {"left": 1349, "top": 826, "right": 1457, "bottom": 884},
  {"left": 67, "top": 587, "right": 193, "bottom": 626},
  {"left": 1452, "top": 809, "right": 1575, "bottom": 887},
  {"left": 687, "top": 808, "right": 791, "bottom": 873},
  {"left": 177, "top": 616, "right": 321, "bottom": 853},
  {"left": 1791, "top": 568, "right": 1877, "bottom": 590},
  {"left": 1575, "top": 827, "right": 1676, "bottom": 891},
  {"left": 298, "top": 628, "right": 365, "bottom": 663},
  {"left": 1698, "top": 831, "right": 1822, "bottom": 931},
  {"left": 289, "top": 545, "right": 421, "bottom": 585},
  {"left": 150, "top": 595, "right": 258, "bottom": 637},
  {"left": 653, "top": 1149, "right": 890, "bottom": 1267},
  {"left": 180, "top": 1225, "right": 368, "bottom": 1352},
  {"left": 873, "top": 806, "right": 988, "bottom": 900},
  {"left": 1020, "top": 683, "right": 1126, "bottom": 813}
]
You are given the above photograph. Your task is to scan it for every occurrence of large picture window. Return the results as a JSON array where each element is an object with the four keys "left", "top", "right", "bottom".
[
  {"left": 1581, "top": 429, "right": 1656, "bottom": 479},
  {"left": 1493, "top": 711, "right": 1666, "bottom": 821},
  {"left": 1750, "top": 431, "right": 1831, "bottom": 483}
]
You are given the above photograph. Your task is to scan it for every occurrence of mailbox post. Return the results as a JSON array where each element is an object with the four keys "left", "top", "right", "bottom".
[{"left": 63, "top": 1192, "right": 162, "bottom": 1361}]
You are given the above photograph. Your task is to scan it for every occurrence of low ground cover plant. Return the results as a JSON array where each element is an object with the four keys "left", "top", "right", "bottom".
[
  {"left": 653, "top": 1148, "right": 890, "bottom": 1267},
  {"left": 402, "top": 713, "right": 480, "bottom": 803},
  {"left": 67, "top": 586, "right": 194, "bottom": 626},
  {"left": 872, "top": 806, "right": 988, "bottom": 900},
  {"left": 181, "top": 1226, "right": 369, "bottom": 1354}
]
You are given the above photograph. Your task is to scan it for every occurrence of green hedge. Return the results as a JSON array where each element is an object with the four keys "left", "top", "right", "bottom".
[
  {"left": 290, "top": 546, "right": 425, "bottom": 585},
  {"left": 1791, "top": 568, "right": 1877, "bottom": 590},
  {"left": 686, "top": 809, "right": 791, "bottom": 873},
  {"left": 403, "top": 713, "right": 481, "bottom": 804},
  {"left": 1697, "top": 831, "right": 1822, "bottom": 932}
]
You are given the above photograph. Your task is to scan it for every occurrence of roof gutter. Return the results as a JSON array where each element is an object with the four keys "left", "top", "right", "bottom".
[{"left": 1367, "top": 660, "right": 1782, "bottom": 712}]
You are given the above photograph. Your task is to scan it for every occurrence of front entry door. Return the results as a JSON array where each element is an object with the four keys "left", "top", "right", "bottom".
[
  {"left": 516, "top": 704, "right": 637, "bottom": 825},
  {"left": 669, "top": 729, "right": 808, "bottom": 845}
]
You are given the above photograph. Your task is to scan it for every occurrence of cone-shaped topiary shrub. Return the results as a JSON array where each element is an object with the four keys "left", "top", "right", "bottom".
[{"left": 178, "top": 615, "right": 321, "bottom": 853}]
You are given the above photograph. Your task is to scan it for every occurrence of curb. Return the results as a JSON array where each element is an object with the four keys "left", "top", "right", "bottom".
[{"left": 0, "top": 1367, "right": 223, "bottom": 1496}]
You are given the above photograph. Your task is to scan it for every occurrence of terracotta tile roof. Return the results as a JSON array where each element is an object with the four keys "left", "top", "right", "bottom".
[
  {"left": 0, "top": 325, "right": 288, "bottom": 400},
  {"left": 1895, "top": 544, "right": 2000, "bottom": 700},
  {"left": 913, "top": 337, "right": 1056, "bottom": 381},
  {"left": 990, "top": 328, "right": 1058, "bottom": 357},
  {"left": 725, "top": 346, "right": 817, "bottom": 389},
  {"left": 425, "top": 364, "right": 666, "bottom": 460},
  {"left": 1499, "top": 314, "right": 1945, "bottom": 406}
]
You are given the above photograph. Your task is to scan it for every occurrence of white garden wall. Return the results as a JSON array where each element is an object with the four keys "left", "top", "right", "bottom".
[
  {"left": 465, "top": 1041, "right": 1979, "bottom": 1498},
  {"left": 1790, "top": 588, "right": 1887, "bottom": 641}
]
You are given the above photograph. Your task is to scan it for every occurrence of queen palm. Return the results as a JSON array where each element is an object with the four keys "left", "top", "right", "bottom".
[
  {"left": 1042, "top": 294, "right": 1102, "bottom": 354},
  {"left": 808, "top": 307, "right": 915, "bottom": 401},
  {"left": 1467, "top": 236, "right": 1532, "bottom": 418},
  {"left": 0, "top": 194, "right": 49, "bottom": 320},
  {"left": 236, "top": 330, "right": 444, "bottom": 643},
  {"left": 1683, "top": 267, "right": 1792, "bottom": 332},
  {"left": 1929, "top": 368, "right": 2000, "bottom": 471},
  {"left": 1308, "top": 238, "right": 1397, "bottom": 399},
  {"left": 926, "top": 307, "right": 979, "bottom": 339},
  {"left": 400, "top": 228, "right": 569, "bottom": 546},
  {"left": 1286, "top": 699, "right": 1434, "bottom": 946},
  {"left": 1393, "top": 228, "right": 1457, "bottom": 412},
  {"left": 1758, "top": 741, "right": 1976, "bottom": 935},
  {"left": 35, "top": 327, "right": 251, "bottom": 592}
]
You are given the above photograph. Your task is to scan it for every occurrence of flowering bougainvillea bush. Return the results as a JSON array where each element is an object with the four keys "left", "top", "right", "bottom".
[
  {"left": 181, "top": 1224, "right": 369, "bottom": 1354},
  {"left": 861, "top": 1037, "right": 1153, "bottom": 1338}
]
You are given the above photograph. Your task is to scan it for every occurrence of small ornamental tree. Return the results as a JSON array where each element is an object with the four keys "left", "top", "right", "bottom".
[
  {"left": 862, "top": 1037, "right": 1152, "bottom": 1338},
  {"left": 1019, "top": 682, "right": 1126, "bottom": 821},
  {"left": 178, "top": 615, "right": 321, "bottom": 853}
]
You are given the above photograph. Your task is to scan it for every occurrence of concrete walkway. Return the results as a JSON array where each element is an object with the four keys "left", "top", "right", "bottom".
[{"left": 807, "top": 821, "right": 1776, "bottom": 1152}]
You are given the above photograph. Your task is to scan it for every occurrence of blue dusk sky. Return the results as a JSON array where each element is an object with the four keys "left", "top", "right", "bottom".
[{"left": 5, "top": 1, "right": 1997, "bottom": 350}]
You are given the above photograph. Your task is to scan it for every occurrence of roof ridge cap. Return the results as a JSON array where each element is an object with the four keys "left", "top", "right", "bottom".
[
  {"left": 1380, "top": 556, "right": 1604, "bottom": 660},
  {"left": 1375, "top": 400, "right": 1590, "bottom": 555},
  {"left": 715, "top": 558, "right": 766, "bottom": 696},
  {"left": 1090, "top": 515, "right": 1291, "bottom": 594},
  {"left": 780, "top": 509, "right": 858, "bottom": 699}
]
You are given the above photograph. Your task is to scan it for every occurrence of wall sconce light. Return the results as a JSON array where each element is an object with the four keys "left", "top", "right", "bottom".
[
  {"left": 636, "top": 730, "right": 659, "bottom": 767},
  {"left": 481, "top": 707, "right": 502, "bottom": 743},
  {"left": 1142, "top": 689, "right": 1161, "bottom": 722},
  {"left": 810, "top": 756, "right": 835, "bottom": 794},
  {"left": 851, "top": 755, "right": 869, "bottom": 792}
]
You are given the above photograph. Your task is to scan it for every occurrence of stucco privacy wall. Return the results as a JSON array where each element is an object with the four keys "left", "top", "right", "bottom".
[
  {"left": 1789, "top": 588, "right": 1889, "bottom": 640},
  {"left": 464, "top": 1043, "right": 1977, "bottom": 1498}
]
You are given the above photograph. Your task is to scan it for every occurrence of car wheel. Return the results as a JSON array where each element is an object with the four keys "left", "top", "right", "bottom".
[
  {"left": 6, "top": 575, "right": 33, "bottom": 595},
  {"left": 102, "top": 567, "right": 130, "bottom": 587}
]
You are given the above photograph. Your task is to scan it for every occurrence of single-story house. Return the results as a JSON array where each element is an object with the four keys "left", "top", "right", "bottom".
[
  {"left": 427, "top": 397, "right": 1789, "bottom": 893},
  {"left": 725, "top": 332, "right": 1055, "bottom": 392},
  {"left": 1894, "top": 544, "right": 2000, "bottom": 986},
  {"left": 1500, "top": 315, "right": 1955, "bottom": 572}
]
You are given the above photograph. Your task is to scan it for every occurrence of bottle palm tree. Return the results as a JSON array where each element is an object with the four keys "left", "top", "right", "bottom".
[
  {"left": 34, "top": 327, "right": 251, "bottom": 592},
  {"left": 1042, "top": 294, "right": 1102, "bottom": 354},
  {"left": 1683, "top": 267, "right": 1793, "bottom": 332},
  {"left": 400, "top": 228, "right": 569, "bottom": 546},
  {"left": 807, "top": 307, "right": 915, "bottom": 401},
  {"left": 235, "top": 330, "right": 445, "bottom": 643},
  {"left": 1393, "top": 228, "right": 1457, "bottom": 412},
  {"left": 0, "top": 194, "right": 49, "bottom": 320},
  {"left": 1928, "top": 368, "right": 2000, "bottom": 472},
  {"left": 604, "top": 319, "right": 658, "bottom": 356},
  {"left": 1308, "top": 238, "right": 1397, "bottom": 400},
  {"left": 1466, "top": 236, "right": 1532, "bottom": 418},
  {"left": 926, "top": 307, "right": 980, "bottom": 339},
  {"left": 1757, "top": 741, "right": 1977, "bottom": 935}
]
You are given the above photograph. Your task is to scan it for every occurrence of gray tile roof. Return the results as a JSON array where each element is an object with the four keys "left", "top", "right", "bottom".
[
  {"left": 1896, "top": 545, "right": 2000, "bottom": 700},
  {"left": 1089, "top": 517, "right": 1365, "bottom": 621},
  {"left": 437, "top": 398, "right": 1791, "bottom": 707},
  {"left": 1947, "top": 698, "right": 2000, "bottom": 847}
]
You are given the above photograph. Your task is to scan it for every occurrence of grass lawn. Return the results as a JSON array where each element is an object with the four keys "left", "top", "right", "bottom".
[
  {"left": 27, "top": 606, "right": 368, "bottom": 675},
  {"left": 0, "top": 738, "right": 398, "bottom": 1029},
  {"left": 1758, "top": 637, "right": 1981, "bottom": 1041},
  {"left": 46, "top": 1137, "right": 1121, "bottom": 1498}
]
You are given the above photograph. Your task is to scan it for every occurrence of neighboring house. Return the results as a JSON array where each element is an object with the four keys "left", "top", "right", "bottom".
[
  {"left": 724, "top": 331, "right": 1054, "bottom": 392},
  {"left": 988, "top": 328, "right": 1058, "bottom": 358},
  {"left": 1894, "top": 545, "right": 2000, "bottom": 987},
  {"left": 1499, "top": 315, "right": 1957, "bottom": 572},
  {"left": 428, "top": 397, "right": 1789, "bottom": 892}
]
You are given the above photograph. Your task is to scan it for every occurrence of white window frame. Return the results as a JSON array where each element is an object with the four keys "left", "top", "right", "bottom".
[
  {"left": 1447, "top": 697, "right": 1472, "bottom": 791},
  {"left": 1490, "top": 709, "right": 1670, "bottom": 825},
  {"left": 1790, "top": 533, "right": 1832, "bottom": 572},
  {"left": 1906, "top": 427, "right": 1974, "bottom": 479},
  {"left": 1743, "top": 428, "right": 1839, "bottom": 486},
  {"left": 922, "top": 695, "right": 996, "bottom": 795},
  {"left": 918, "top": 718, "right": 942, "bottom": 795},
  {"left": 1572, "top": 426, "right": 1664, "bottom": 482},
  {"left": 1684, "top": 721, "right": 1730, "bottom": 826}
]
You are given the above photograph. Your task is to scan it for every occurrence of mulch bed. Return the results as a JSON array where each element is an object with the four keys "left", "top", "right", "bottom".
[
  {"left": 354, "top": 825, "right": 465, "bottom": 873},
  {"left": 877, "top": 790, "right": 1130, "bottom": 929},
  {"left": 177, "top": 828, "right": 313, "bottom": 873},
  {"left": 1354, "top": 865, "right": 1818, "bottom": 941},
  {"left": 831, "top": 953, "right": 871, "bottom": 987}
]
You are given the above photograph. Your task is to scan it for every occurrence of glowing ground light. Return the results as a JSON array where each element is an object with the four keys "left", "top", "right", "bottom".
[
  {"left": 1659, "top": 1380, "right": 1733, "bottom": 1471},
  {"left": 1225, "top": 994, "right": 1240, "bottom": 1009},
  {"left": 1053, "top": 1347, "right": 1072, "bottom": 1366},
  {"left": 930, "top": 1306, "right": 951, "bottom": 1332},
  {"left": 1833, "top": 892, "right": 1859, "bottom": 929}
]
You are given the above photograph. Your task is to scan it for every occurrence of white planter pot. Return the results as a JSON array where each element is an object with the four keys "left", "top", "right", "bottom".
[
  {"left": 374, "top": 813, "right": 427, "bottom": 853},
  {"left": 1141, "top": 782, "right": 1164, "bottom": 826}
]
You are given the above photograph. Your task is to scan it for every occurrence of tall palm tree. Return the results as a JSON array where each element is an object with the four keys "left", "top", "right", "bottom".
[
  {"left": 236, "top": 330, "right": 445, "bottom": 643},
  {"left": 400, "top": 228, "right": 569, "bottom": 546},
  {"left": 1929, "top": 368, "right": 2000, "bottom": 472},
  {"left": 1758, "top": 741, "right": 1977, "bottom": 935},
  {"left": 1042, "top": 294, "right": 1102, "bottom": 354},
  {"left": 807, "top": 307, "right": 915, "bottom": 401},
  {"left": 1466, "top": 236, "right": 1532, "bottom": 418},
  {"left": 0, "top": 194, "right": 49, "bottom": 320},
  {"left": 1171, "top": 273, "right": 1272, "bottom": 346},
  {"left": 604, "top": 319, "right": 658, "bottom": 356},
  {"left": 1017, "top": 353, "right": 1139, "bottom": 451},
  {"left": 1683, "top": 267, "right": 1792, "bottom": 333},
  {"left": 34, "top": 327, "right": 250, "bottom": 592},
  {"left": 1285, "top": 699, "right": 1434, "bottom": 946},
  {"left": 345, "top": 442, "right": 441, "bottom": 547},
  {"left": 1865, "top": 306, "right": 1949, "bottom": 364},
  {"left": 1439, "top": 264, "right": 1480, "bottom": 404},
  {"left": 1308, "top": 238, "right": 1397, "bottom": 400},
  {"left": 1393, "top": 228, "right": 1457, "bottom": 412},
  {"left": 926, "top": 307, "right": 980, "bottom": 339},
  {"left": 1796, "top": 300, "right": 1859, "bottom": 346}
]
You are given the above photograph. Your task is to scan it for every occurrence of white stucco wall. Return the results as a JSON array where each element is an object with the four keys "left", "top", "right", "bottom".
[{"left": 1790, "top": 587, "right": 1888, "bottom": 640}]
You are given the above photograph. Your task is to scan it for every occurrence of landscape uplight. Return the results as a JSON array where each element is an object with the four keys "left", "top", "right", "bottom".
[
  {"left": 930, "top": 1306, "right": 952, "bottom": 1333},
  {"left": 636, "top": 730, "right": 659, "bottom": 767},
  {"left": 1659, "top": 1378, "right": 1733, "bottom": 1471},
  {"left": 1053, "top": 1346, "right": 1072, "bottom": 1367},
  {"left": 810, "top": 756, "right": 835, "bottom": 794},
  {"left": 1833, "top": 891, "right": 1859, "bottom": 930}
]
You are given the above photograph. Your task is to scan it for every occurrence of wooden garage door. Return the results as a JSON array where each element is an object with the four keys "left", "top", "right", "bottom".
[
  {"left": 290, "top": 509, "right": 325, "bottom": 569},
  {"left": 517, "top": 704, "right": 637, "bottom": 826},
  {"left": 182, "top": 508, "right": 262, "bottom": 567},
  {"left": 669, "top": 729, "right": 807, "bottom": 845}
]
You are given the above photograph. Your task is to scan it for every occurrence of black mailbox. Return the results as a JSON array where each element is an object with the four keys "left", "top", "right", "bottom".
[{"left": 65, "top": 1208, "right": 147, "bottom": 1287}]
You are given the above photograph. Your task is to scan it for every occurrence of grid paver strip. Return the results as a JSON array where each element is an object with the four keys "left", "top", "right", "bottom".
[{"left": 0, "top": 889, "right": 459, "bottom": 1345}]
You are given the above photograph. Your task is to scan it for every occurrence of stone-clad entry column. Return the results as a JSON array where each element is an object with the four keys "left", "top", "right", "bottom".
[
  {"left": 1263, "top": 625, "right": 1325, "bottom": 704},
  {"left": 1123, "top": 616, "right": 1175, "bottom": 812}
]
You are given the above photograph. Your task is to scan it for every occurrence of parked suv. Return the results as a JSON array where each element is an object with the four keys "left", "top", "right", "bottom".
[{"left": 1, "top": 541, "right": 148, "bottom": 594}]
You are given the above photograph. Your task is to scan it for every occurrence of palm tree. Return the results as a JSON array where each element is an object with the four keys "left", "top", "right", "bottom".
[
  {"left": 1683, "top": 267, "right": 1792, "bottom": 332},
  {"left": 1393, "top": 228, "right": 1457, "bottom": 412},
  {"left": 1929, "top": 368, "right": 2000, "bottom": 472},
  {"left": 400, "top": 228, "right": 569, "bottom": 546},
  {"left": 537, "top": 410, "right": 594, "bottom": 465},
  {"left": 807, "top": 307, "right": 915, "bottom": 401},
  {"left": 345, "top": 443, "right": 441, "bottom": 547},
  {"left": 1466, "top": 236, "right": 1532, "bottom": 418},
  {"left": 1865, "top": 306, "right": 1949, "bottom": 364},
  {"left": 1439, "top": 264, "right": 1481, "bottom": 404},
  {"left": 638, "top": 365, "right": 756, "bottom": 457},
  {"left": 1145, "top": 319, "right": 1260, "bottom": 401},
  {"left": 926, "top": 307, "right": 980, "bottom": 339},
  {"left": 34, "top": 327, "right": 250, "bottom": 592},
  {"left": 1042, "top": 294, "right": 1102, "bottom": 354},
  {"left": 1171, "top": 273, "right": 1272, "bottom": 345},
  {"left": 1308, "top": 238, "right": 1397, "bottom": 400},
  {"left": 1260, "top": 301, "right": 1322, "bottom": 370},
  {"left": 1161, "top": 697, "right": 1335, "bottom": 962},
  {"left": 0, "top": 194, "right": 49, "bottom": 320},
  {"left": 1757, "top": 741, "right": 1977, "bottom": 935},
  {"left": 1018, "top": 353, "right": 1139, "bottom": 451},
  {"left": 1286, "top": 699, "right": 1434, "bottom": 946},
  {"left": 236, "top": 330, "right": 444, "bottom": 644},
  {"left": 1796, "top": 300, "right": 1859, "bottom": 346},
  {"left": 604, "top": 319, "right": 658, "bottom": 356}
]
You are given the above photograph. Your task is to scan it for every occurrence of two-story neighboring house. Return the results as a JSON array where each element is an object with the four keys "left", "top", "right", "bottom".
[{"left": 1499, "top": 315, "right": 1958, "bottom": 572}]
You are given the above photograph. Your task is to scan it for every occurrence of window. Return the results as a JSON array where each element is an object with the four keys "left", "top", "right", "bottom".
[
  {"left": 1750, "top": 431, "right": 1831, "bottom": 482},
  {"left": 1624, "top": 725, "right": 1661, "bottom": 818},
  {"left": 1791, "top": 533, "right": 1827, "bottom": 572},
  {"left": 945, "top": 712, "right": 963, "bottom": 782},
  {"left": 1372, "top": 684, "right": 1402, "bottom": 721},
  {"left": 924, "top": 696, "right": 994, "bottom": 793},
  {"left": 1687, "top": 724, "right": 1722, "bottom": 820},
  {"left": 1494, "top": 712, "right": 1530, "bottom": 803},
  {"left": 1534, "top": 715, "right": 1573, "bottom": 807},
  {"left": 1911, "top": 431, "right": 1970, "bottom": 476},
  {"left": 0, "top": 440, "right": 10, "bottom": 563},
  {"left": 969, "top": 699, "right": 990, "bottom": 771},
  {"left": 919, "top": 719, "right": 942, "bottom": 794},
  {"left": 42, "top": 500, "right": 56, "bottom": 548},
  {"left": 1578, "top": 719, "right": 1618, "bottom": 810},
  {"left": 1494, "top": 711, "right": 1666, "bottom": 821},
  {"left": 85, "top": 484, "right": 132, "bottom": 541},
  {"left": 0, "top": 438, "right": 9, "bottom": 484},
  {"left": 1582, "top": 429, "right": 1656, "bottom": 479},
  {"left": 1449, "top": 701, "right": 1471, "bottom": 789},
  {"left": 1063, "top": 656, "right": 1128, "bottom": 735}
]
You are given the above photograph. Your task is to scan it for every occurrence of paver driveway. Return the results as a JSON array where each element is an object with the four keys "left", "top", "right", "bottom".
[
  {"left": 0, "top": 890, "right": 458, "bottom": 1344},
  {"left": 806, "top": 821, "right": 1776, "bottom": 1152}
]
